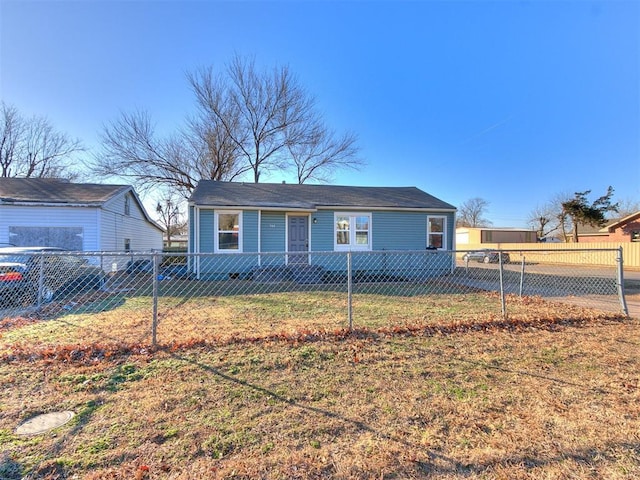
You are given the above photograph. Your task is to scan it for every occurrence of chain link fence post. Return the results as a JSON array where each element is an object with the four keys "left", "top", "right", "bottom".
[
  {"left": 519, "top": 256, "right": 526, "bottom": 297},
  {"left": 347, "top": 251, "right": 353, "bottom": 330},
  {"left": 499, "top": 251, "right": 506, "bottom": 318},
  {"left": 152, "top": 252, "right": 159, "bottom": 346},
  {"left": 616, "top": 247, "right": 629, "bottom": 316}
]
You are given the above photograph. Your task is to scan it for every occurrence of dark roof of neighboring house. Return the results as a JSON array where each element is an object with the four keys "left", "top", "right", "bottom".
[
  {"left": 189, "top": 181, "right": 456, "bottom": 211},
  {"left": 605, "top": 211, "right": 640, "bottom": 231},
  {"left": 576, "top": 222, "right": 610, "bottom": 236},
  {"left": 0, "top": 178, "right": 129, "bottom": 205},
  {"left": 577, "top": 213, "right": 640, "bottom": 236},
  {"left": 0, "top": 178, "right": 163, "bottom": 231}
]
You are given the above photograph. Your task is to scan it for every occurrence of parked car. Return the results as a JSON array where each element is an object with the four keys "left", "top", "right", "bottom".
[
  {"left": 125, "top": 259, "right": 154, "bottom": 274},
  {"left": 0, "top": 247, "right": 106, "bottom": 306},
  {"left": 462, "top": 249, "right": 510, "bottom": 264}
]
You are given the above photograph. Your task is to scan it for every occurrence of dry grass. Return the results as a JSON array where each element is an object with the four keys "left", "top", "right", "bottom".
[
  {"left": 0, "top": 291, "right": 638, "bottom": 479},
  {"left": 0, "top": 288, "right": 620, "bottom": 352}
]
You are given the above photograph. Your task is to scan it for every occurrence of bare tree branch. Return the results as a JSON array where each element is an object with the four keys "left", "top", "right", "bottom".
[
  {"left": 286, "top": 120, "right": 362, "bottom": 184},
  {"left": 94, "top": 55, "right": 362, "bottom": 195},
  {"left": 0, "top": 102, "right": 83, "bottom": 179},
  {"left": 94, "top": 109, "right": 214, "bottom": 197},
  {"left": 616, "top": 198, "right": 640, "bottom": 218},
  {"left": 456, "top": 198, "right": 492, "bottom": 228},
  {"left": 155, "top": 190, "right": 187, "bottom": 246}
]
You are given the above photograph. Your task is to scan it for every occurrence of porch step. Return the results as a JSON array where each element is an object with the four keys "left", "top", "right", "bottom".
[{"left": 288, "top": 265, "right": 325, "bottom": 284}]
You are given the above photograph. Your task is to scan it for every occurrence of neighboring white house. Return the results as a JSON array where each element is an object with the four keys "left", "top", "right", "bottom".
[{"left": 0, "top": 178, "right": 163, "bottom": 253}]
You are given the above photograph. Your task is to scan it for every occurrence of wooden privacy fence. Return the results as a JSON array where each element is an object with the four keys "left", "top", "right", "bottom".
[{"left": 458, "top": 242, "right": 640, "bottom": 269}]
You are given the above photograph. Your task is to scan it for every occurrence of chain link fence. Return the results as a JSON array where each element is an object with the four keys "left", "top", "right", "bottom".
[{"left": 0, "top": 248, "right": 628, "bottom": 347}]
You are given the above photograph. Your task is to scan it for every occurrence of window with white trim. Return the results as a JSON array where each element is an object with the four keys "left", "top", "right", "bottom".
[
  {"left": 215, "top": 211, "right": 242, "bottom": 252},
  {"left": 427, "top": 216, "right": 446, "bottom": 249},
  {"left": 334, "top": 213, "right": 371, "bottom": 250}
]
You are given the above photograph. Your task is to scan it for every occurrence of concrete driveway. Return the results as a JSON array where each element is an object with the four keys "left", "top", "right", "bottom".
[{"left": 454, "top": 260, "right": 638, "bottom": 318}]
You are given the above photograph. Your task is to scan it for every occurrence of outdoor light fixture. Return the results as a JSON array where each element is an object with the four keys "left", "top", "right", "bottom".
[{"left": 313, "top": 218, "right": 318, "bottom": 224}]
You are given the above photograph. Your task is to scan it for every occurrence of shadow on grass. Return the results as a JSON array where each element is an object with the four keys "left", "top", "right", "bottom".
[
  {"left": 0, "top": 454, "right": 22, "bottom": 480},
  {"left": 170, "top": 348, "right": 637, "bottom": 476},
  {"left": 421, "top": 443, "right": 640, "bottom": 476},
  {"left": 170, "top": 352, "right": 444, "bottom": 458}
]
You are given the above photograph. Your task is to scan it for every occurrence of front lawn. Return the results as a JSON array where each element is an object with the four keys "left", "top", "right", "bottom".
[{"left": 0, "top": 292, "right": 637, "bottom": 479}]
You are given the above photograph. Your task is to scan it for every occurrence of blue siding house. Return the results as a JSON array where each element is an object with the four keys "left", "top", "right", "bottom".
[{"left": 188, "top": 181, "right": 456, "bottom": 279}]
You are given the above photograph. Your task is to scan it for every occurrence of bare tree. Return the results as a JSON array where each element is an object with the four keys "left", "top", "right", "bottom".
[
  {"left": 615, "top": 197, "right": 640, "bottom": 218},
  {"left": 456, "top": 197, "right": 492, "bottom": 227},
  {"left": 96, "top": 110, "right": 190, "bottom": 196},
  {"left": 0, "top": 102, "right": 82, "bottom": 178},
  {"left": 285, "top": 120, "right": 361, "bottom": 183},
  {"left": 188, "top": 57, "right": 309, "bottom": 182},
  {"left": 95, "top": 109, "right": 241, "bottom": 198},
  {"left": 95, "top": 55, "right": 362, "bottom": 192},
  {"left": 186, "top": 104, "right": 245, "bottom": 182},
  {"left": 155, "top": 191, "right": 187, "bottom": 247},
  {"left": 189, "top": 55, "right": 361, "bottom": 183},
  {"left": 527, "top": 200, "right": 564, "bottom": 240},
  {"left": 0, "top": 103, "right": 22, "bottom": 177}
]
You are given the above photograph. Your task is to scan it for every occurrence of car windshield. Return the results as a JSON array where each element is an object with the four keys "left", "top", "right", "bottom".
[
  {"left": 0, "top": 250, "right": 60, "bottom": 263},
  {"left": 0, "top": 254, "right": 29, "bottom": 263}
]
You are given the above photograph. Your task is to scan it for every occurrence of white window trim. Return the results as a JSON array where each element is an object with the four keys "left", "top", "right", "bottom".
[
  {"left": 334, "top": 212, "right": 372, "bottom": 251},
  {"left": 427, "top": 215, "right": 447, "bottom": 250},
  {"left": 214, "top": 210, "right": 243, "bottom": 253}
]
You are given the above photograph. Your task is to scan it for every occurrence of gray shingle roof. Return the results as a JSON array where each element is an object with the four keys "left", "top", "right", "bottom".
[
  {"left": 0, "top": 178, "right": 130, "bottom": 205},
  {"left": 190, "top": 181, "right": 456, "bottom": 210}
]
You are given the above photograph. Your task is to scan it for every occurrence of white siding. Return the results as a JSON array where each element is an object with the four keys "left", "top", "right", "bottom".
[
  {"left": 0, "top": 192, "right": 162, "bottom": 254},
  {"left": 0, "top": 204, "right": 100, "bottom": 249},
  {"left": 101, "top": 192, "right": 163, "bottom": 252}
]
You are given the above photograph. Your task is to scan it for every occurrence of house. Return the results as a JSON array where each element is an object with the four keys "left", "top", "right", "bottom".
[
  {"left": 188, "top": 181, "right": 456, "bottom": 279},
  {"left": 456, "top": 227, "right": 538, "bottom": 245},
  {"left": 0, "top": 178, "right": 164, "bottom": 254},
  {"left": 164, "top": 234, "right": 188, "bottom": 251},
  {"left": 576, "top": 211, "right": 640, "bottom": 243}
]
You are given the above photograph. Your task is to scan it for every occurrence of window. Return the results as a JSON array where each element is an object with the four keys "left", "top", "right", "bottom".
[
  {"left": 124, "top": 195, "right": 131, "bottom": 216},
  {"left": 427, "top": 216, "right": 446, "bottom": 249},
  {"left": 215, "top": 211, "right": 242, "bottom": 252},
  {"left": 9, "top": 226, "right": 83, "bottom": 250},
  {"left": 334, "top": 213, "right": 371, "bottom": 250}
]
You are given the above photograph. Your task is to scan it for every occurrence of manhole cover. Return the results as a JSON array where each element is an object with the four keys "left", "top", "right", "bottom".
[{"left": 15, "top": 411, "right": 75, "bottom": 436}]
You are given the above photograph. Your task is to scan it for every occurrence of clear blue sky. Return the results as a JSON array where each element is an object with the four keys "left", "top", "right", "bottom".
[{"left": 1, "top": 0, "right": 639, "bottom": 227}]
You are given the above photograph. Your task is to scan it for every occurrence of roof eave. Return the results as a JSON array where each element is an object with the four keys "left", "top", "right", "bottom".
[
  {"left": 0, "top": 201, "right": 103, "bottom": 207},
  {"left": 189, "top": 203, "right": 456, "bottom": 213},
  {"left": 605, "top": 211, "right": 640, "bottom": 230},
  {"left": 192, "top": 204, "right": 318, "bottom": 212}
]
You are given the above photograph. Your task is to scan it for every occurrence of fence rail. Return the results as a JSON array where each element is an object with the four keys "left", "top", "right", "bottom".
[{"left": 0, "top": 248, "right": 628, "bottom": 346}]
